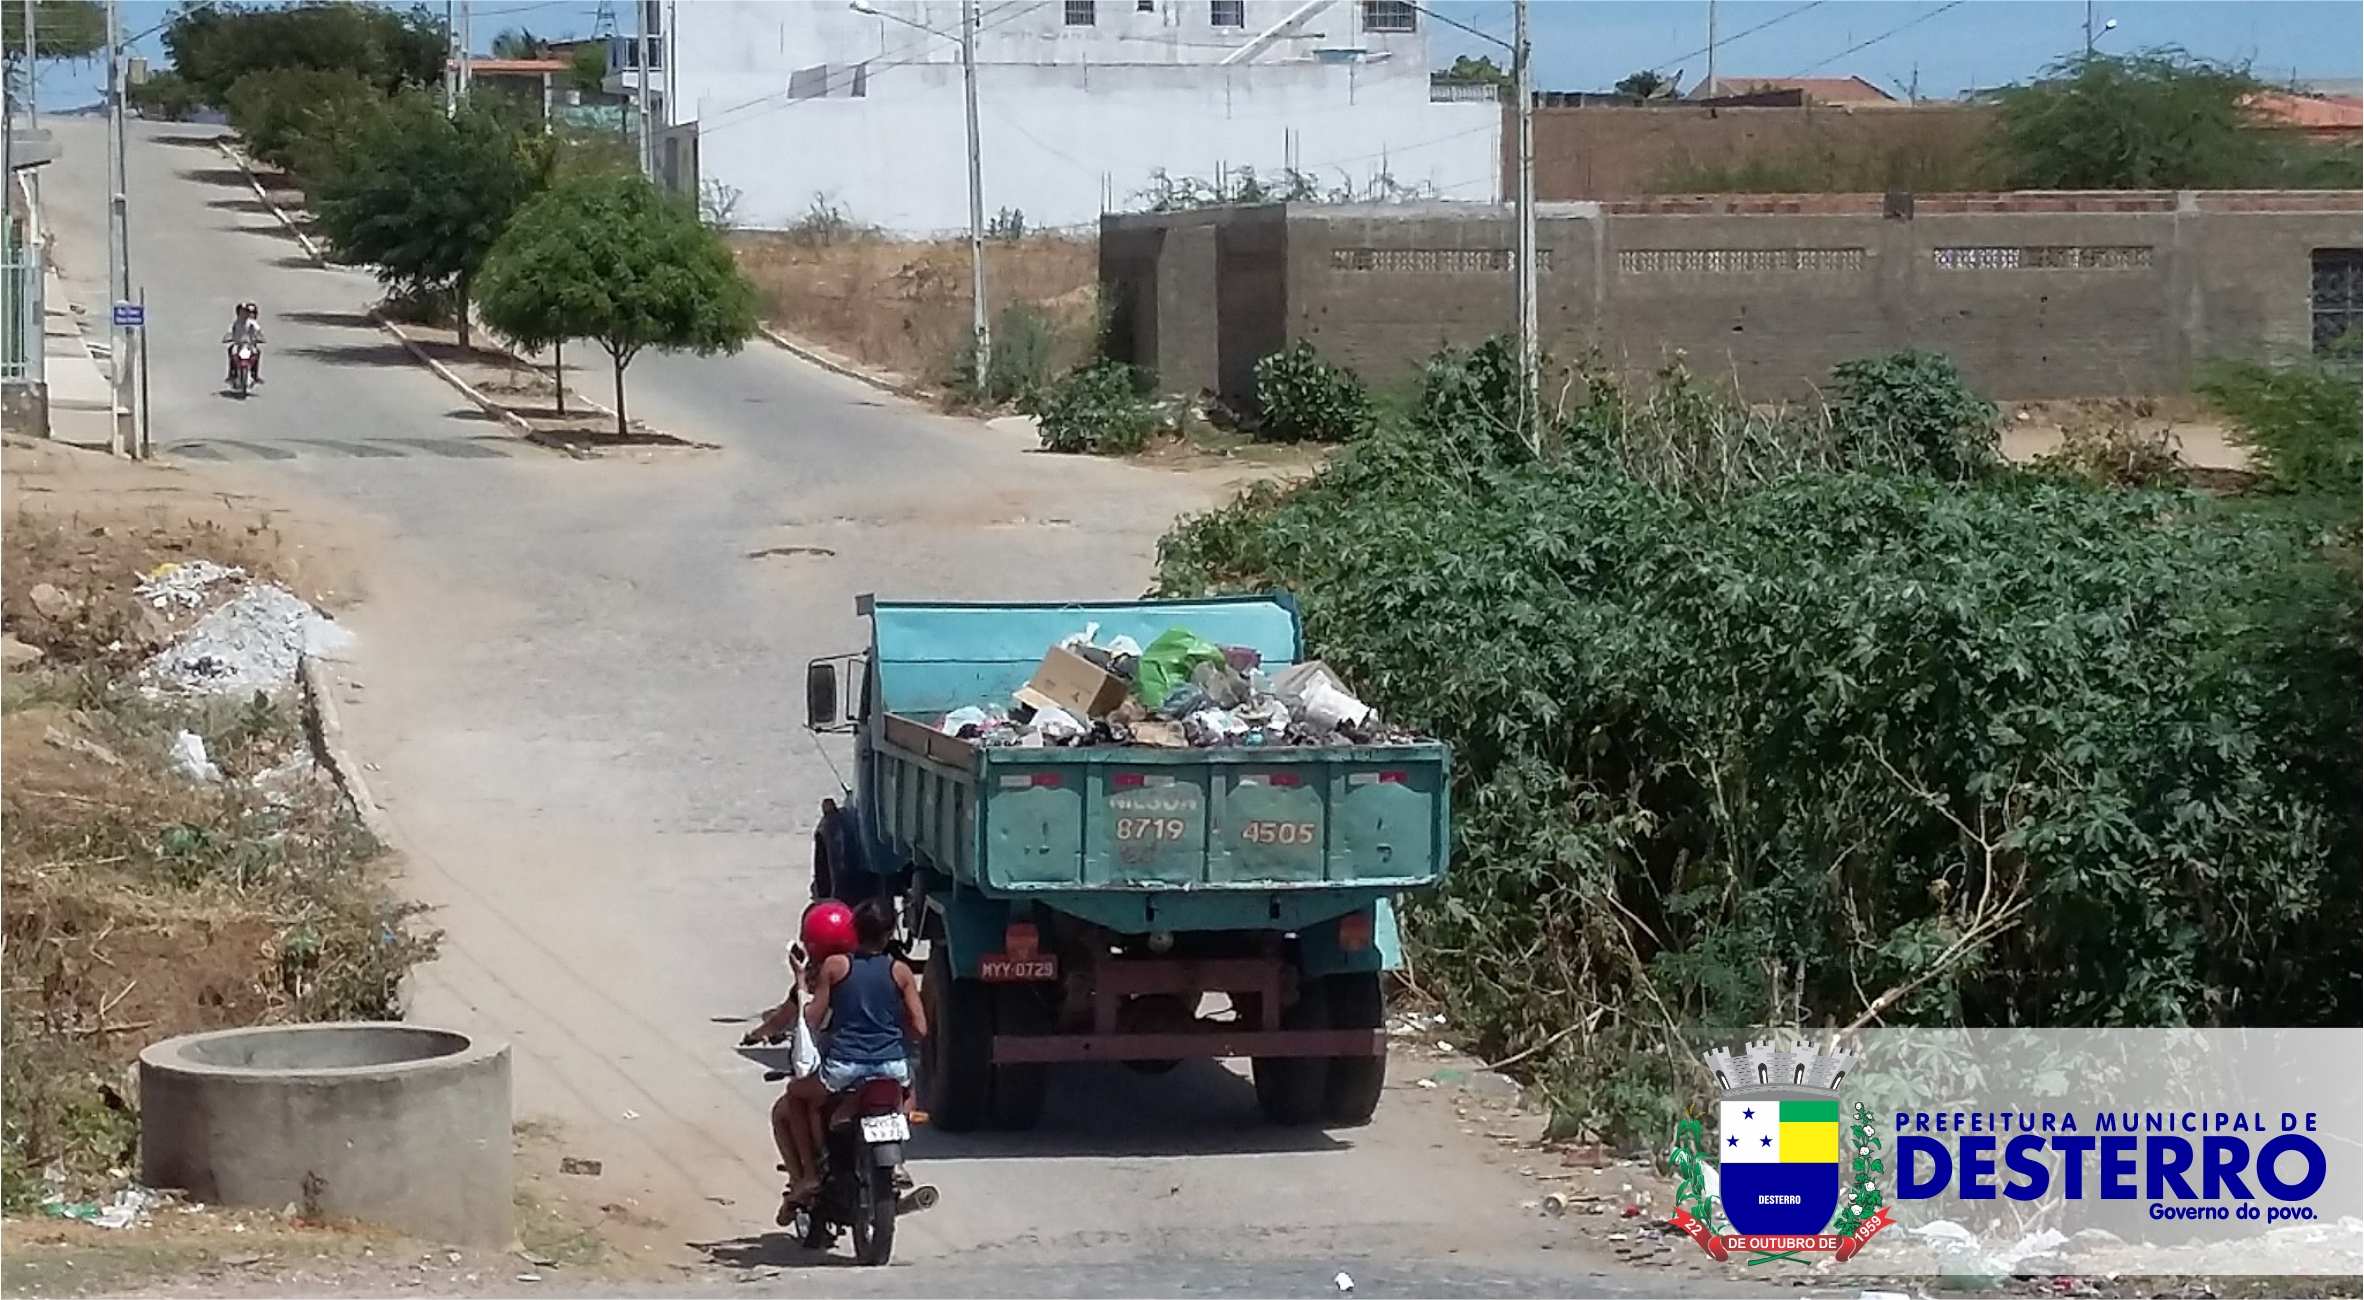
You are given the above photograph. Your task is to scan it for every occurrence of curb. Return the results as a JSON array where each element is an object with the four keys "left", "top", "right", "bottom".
[
  {"left": 299, "top": 652, "right": 396, "bottom": 847},
  {"left": 218, "top": 141, "right": 327, "bottom": 265},
  {"left": 755, "top": 324, "right": 937, "bottom": 404},
  {"left": 365, "top": 308, "right": 547, "bottom": 442}
]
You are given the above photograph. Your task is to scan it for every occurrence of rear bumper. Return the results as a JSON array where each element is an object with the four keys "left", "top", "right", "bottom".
[{"left": 992, "top": 1028, "right": 1384, "bottom": 1064}]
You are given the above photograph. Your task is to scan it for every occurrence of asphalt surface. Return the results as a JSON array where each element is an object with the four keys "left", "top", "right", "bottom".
[{"left": 32, "top": 118, "right": 1733, "bottom": 1297}]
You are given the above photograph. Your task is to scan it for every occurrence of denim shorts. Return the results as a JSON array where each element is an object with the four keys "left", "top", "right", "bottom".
[{"left": 819, "top": 1055, "right": 911, "bottom": 1094}]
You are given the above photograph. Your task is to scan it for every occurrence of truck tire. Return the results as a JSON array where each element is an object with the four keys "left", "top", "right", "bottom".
[
  {"left": 810, "top": 829, "right": 833, "bottom": 903},
  {"left": 1253, "top": 978, "right": 1328, "bottom": 1127},
  {"left": 990, "top": 985, "right": 1049, "bottom": 1131},
  {"left": 920, "top": 966, "right": 994, "bottom": 1133},
  {"left": 1321, "top": 972, "right": 1387, "bottom": 1126}
]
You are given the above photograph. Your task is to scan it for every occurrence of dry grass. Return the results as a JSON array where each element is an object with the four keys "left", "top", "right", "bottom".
[
  {"left": 731, "top": 232, "right": 1100, "bottom": 390},
  {"left": 1, "top": 509, "right": 434, "bottom": 1217}
]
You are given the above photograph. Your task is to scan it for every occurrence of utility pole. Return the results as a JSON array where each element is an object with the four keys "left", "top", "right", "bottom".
[
  {"left": 1512, "top": 0, "right": 1537, "bottom": 454},
  {"left": 1705, "top": 0, "right": 1718, "bottom": 97},
  {"left": 634, "top": 0, "right": 650, "bottom": 176},
  {"left": 2084, "top": 0, "right": 2094, "bottom": 56},
  {"left": 21, "top": 0, "right": 35, "bottom": 215},
  {"left": 962, "top": 0, "right": 988, "bottom": 384},
  {"left": 444, "top": 0, "right": 457, "bottom": 114},
  {"left": 103, "top": 0, "right": 127, "bottom": 455},
  {"left": 665, "top": 0, "right": 677, "bottom": 134},
  {"left": 459, "top": 0, "right": 472, "bottom": 98}
]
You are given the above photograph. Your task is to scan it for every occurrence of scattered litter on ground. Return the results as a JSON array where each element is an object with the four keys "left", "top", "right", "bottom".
[
  {"left": 169, "top": 730, "right": 222, "bottom": 783},
  {"left": 135, "top": 560, "right": 245, "bottom": 610},
  {"left": 145, "top": 584, "right": 354, "bottom": 695},
  {"left": 42, "top": 1186, "right": 159, "bottom": 1229},
  {"left": 558, "top": 1157, "right": 602, "bottom": 1177},
  {"left": 1333, "top": 1271, "right": 1354, "bottom": 1293}
]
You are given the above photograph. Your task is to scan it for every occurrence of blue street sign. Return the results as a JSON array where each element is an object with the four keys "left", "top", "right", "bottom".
[{"left": 112, "top": 302, "right": 144, "bottom": 329}]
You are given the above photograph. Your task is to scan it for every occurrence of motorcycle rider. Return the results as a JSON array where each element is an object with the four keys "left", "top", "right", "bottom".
[
  {"left": 222, "top": 301, "right": 265, "bottom": 386},
  {"left": 743, "top": 901, "right": 854, "bottom": 1218},
  {"left": 780, "top": 898, "right": 925, "bottom": 1215}
]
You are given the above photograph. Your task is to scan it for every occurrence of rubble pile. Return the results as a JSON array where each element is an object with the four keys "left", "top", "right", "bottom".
[
  {"left": 140, "top": 566, "right": 354, "bottom": 696},
  {"left": 938, "top": 623, "right": 1424, "bottom": 750}
]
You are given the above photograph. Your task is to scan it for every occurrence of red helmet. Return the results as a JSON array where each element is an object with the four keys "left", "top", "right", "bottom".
[{"left": 800, "top": 901, "right": 857, "bottom": 958}]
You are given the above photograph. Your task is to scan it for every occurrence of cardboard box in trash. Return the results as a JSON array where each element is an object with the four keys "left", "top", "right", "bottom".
[{"left": 1014, "top": 646, "right": 1132, "bottom": 720}]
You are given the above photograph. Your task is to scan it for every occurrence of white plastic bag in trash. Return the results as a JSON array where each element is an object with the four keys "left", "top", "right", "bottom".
[
  {"left": 1057, "top": 622, "right": 1102, "bottom": 652},
  {"left": 1029, "top": 705, "right": 1089, "bottom": 743},
  {"left": 940, "top": 705, "right": 994, "bottom": 735},
  {"left": 1297, "top": 676, "right": 1372, "bottom": 732},
  {"left": 169, "top": 730, "right": 221, "bottom": 783}
]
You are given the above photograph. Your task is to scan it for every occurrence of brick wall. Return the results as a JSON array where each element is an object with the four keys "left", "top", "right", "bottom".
[{"left": 1103, "top": 193, "right": 2364, "bottom": 403}]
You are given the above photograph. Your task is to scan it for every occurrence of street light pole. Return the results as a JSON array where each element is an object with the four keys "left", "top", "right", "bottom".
[
  {"left": 1512, "top": 0, "right": 1537, "bottom": 453},
  {"left": 104, "top": 0, "right": 130, "bottom": 455},
  {"left": 444, "top": 0, "right": 457, "bottom": 115},
  {"left": 962, "top": 0, "right": 988, "bottom": 384}
]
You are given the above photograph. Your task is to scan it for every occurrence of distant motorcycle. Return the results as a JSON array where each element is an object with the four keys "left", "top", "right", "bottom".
[{"left": 225, "top": 340, "right": 260, "bottom": 398}]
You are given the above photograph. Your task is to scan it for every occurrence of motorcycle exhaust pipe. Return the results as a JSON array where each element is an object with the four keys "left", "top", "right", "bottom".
[{"left": 897, "top": 1184, "right": 939, "bottom": 1215}]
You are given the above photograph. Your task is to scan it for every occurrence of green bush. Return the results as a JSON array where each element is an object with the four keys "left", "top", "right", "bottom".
[
  {"left": 1026, "top": 360, "right": 1155, "bottom": 455},
  {"left": 951, "top": 303, "right": 1058, "bottom": 408},
  {"left": 1253, "top": 342, "right": 1373, "bottom": 443},
  {"left": 2196, "top": 350, "right": 2362, "bottom": 502},
  {"left": 1156, "top": 351, "right": 2359, "bottom": 1146},
  {"left": 127, "top": 70, "right": 204, "bottom": 122},
  {"left": 224, "top": 67, "right": 385, "bottom": 174},
  {"left": 1826, "top": 349, "right": 1999, "bottom": 480}
]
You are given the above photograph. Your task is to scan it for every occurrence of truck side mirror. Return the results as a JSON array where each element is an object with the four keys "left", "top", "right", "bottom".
[{"left": 805, "top": 660, "right": 839, "bottom": 729}]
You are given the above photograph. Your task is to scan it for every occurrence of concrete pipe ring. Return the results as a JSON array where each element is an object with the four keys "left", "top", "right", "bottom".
[{"left": 138, "top": 1024, "right": 514, "bottom": 1248}]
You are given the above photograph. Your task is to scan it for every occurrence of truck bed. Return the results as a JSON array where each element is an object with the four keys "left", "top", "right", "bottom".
[{"left": 874, "top": 711, "right": 1450, "bottom": 895}]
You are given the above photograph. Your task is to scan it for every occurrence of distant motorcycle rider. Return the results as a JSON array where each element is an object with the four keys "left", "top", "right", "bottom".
[{"left": 223, "top": 301, "right": 264, "bottom": 385}]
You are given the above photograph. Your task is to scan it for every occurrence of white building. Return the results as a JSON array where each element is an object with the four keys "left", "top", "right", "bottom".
[{"left": 667, "top": 0, "right": 1503, "bottom": 233}]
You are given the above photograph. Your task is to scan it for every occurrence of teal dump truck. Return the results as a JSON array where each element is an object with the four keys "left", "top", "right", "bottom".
[{"left": 802, "top": 594, "right": 1450, "bottom": 1132}]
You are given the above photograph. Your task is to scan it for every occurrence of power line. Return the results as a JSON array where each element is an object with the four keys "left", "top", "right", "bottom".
[
  {"left": 701, "top": 0, "right": 1045, "bottom": 135},
  {"left": 1791, "top": 1, "right": 1965, "bottom": 77},
  {"left": 1652, "top": 1, "right": 1824, "bottom": 75}
]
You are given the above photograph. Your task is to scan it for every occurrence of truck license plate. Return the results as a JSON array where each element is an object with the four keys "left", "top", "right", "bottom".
[
  {"left": 978, "top": 954, "right": 1058, "bottom": 982},
  {"left": 860, "top": 1113, "right": 911, "bottom": 1143}
]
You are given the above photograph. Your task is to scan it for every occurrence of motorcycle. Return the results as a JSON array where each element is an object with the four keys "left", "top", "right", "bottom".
[
  {"left": 748, "top": 1049, "right": 936, "bottom": 1266},
  {"left": 226, "top": 341, "right": 260, "bottom": 398}
]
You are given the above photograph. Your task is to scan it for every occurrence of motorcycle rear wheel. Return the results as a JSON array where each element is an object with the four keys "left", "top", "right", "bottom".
[{"left": 849, "top": 1160, "right": 897, "bottom": 1265}]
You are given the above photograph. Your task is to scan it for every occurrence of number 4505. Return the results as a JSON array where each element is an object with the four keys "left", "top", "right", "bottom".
[{"left": 1241, "top": 821, "right": 1318, "bottom": 846}]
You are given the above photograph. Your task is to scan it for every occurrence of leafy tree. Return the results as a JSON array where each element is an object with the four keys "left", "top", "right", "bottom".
[
  {"left": 566, "top": 41, "right": 608, "bottom": 96},
  {"left": 2, "top": 1, "right": 106, "bottom": 62},
  {"left": 1997, "top": 48, "right": 2355, "bottom": 188},
  {"left": 2197, "top": 348, "right": 2364, "bottom": 507},
  {"left": 312, "top": 93, "right": 552, "bottom": 348},
  {"left": 164, "top": 1, "right": 446, "bottom": 106},
  {"left": 128, "top": 70, "right": 204, "bottom": 121},
  {"left": 489, "top": 27, "right": 548, "bottom": 60},
  {"left": 223, "top": 68, "right": 383, "bottom": 173},
  {"left": 1614, "top": 68, "right": 1672, "bottom": 99},
  {"left": 1433, "top": 53, "right": 1509, "bottom": 88},
  {"left": 476, "top": 173, "right": 757, "bottom": 435}
]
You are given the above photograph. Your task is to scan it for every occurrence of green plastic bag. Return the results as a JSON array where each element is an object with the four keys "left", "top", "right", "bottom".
[{"left": 1135, "top": 627, "right": 1225, "bottom": 711}]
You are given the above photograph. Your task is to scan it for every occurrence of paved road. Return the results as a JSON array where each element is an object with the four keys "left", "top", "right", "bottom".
[{"left": 36, "top": 118, "right": 1711, "bottom": 1297}]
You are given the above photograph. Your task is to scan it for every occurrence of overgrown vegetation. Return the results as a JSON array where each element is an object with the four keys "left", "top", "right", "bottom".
[
  {"left": 1135, "top": 165, "right": 1436, "bottom": 211},
  {"left": 1026, "top": 360, "right": 1156, "bottom": 455},
  {"left": 161, "top": 0, "right": 446, "bottom": 107},
  {"left": 1253, "top": 341, "right": 1374, "bottom": 443},
  {"left": 2197, "top": 346, "right": 2363, "bottom": 506},
  {"left": 1998, "top": 49, "right": 2363, "bottom": 190},
  {"left": 950, "top": 303, "right": 1060, "bottom": 408},
  {"left": 1, "top": 515, "right": 436, "bottom": 1214},
  {"left": 1155, "top": 341, "right": 2360, "bottom": 1145}
]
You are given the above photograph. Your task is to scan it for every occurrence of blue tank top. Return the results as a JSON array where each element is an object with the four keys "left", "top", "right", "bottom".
[{"left": 825, "top": 953, "right": 906, "bottom": 1065}]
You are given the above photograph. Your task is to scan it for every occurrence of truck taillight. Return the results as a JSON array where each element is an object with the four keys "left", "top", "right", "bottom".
[{"left": 1337, "top": 910, "right": 1373, "bottom": 952}]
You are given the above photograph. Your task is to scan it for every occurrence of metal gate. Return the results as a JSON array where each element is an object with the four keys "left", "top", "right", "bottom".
[{"left": 2, "top": 211, "right": 45, "bottom": 387}]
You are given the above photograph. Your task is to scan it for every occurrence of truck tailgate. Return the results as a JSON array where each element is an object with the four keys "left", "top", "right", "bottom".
[{"left": 874, "top": 716, "right": 1449, "bottom": 893}]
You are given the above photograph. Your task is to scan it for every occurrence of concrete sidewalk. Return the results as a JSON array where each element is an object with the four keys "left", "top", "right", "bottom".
[{"left": 40, "top": 265, "right": 122, "bottom": 450}]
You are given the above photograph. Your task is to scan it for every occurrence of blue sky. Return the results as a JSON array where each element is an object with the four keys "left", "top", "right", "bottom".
[{"left": 22, "top": 1, "right": 2364, "bottom": 112}]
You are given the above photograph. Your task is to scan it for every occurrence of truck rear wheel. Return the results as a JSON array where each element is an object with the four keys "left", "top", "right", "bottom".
[
  {"left": 920, "top": 965, "right": 994, "bottom": 1133},
  {"left": 1252, "top": 978, "right": 1328, "bottom": 1127},
  {"left": 1321, "top": 972, "right": 1387, "bottom": 1126},
  {"left": 990, "top": 985, "right": 1049, "bottom": 1131}
]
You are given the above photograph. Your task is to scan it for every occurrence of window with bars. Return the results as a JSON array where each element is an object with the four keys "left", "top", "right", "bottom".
[
  {"left": 1210, "top": 0, "right": 1244, "bottom": 25},
  {"left": 2311, "top": 248, "right": 2361, "bottom": 353},
  {"left": 1065, "top": 0, "right": 1097, "bottom": 25},
  {"left": 1362, "top": 1, "right": 1416, "bottom": 32}
]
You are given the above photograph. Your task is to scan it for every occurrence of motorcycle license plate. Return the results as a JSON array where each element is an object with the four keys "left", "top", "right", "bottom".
[{"left": 859, "top": 1113, "right": 910, "bottom": 1143}]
